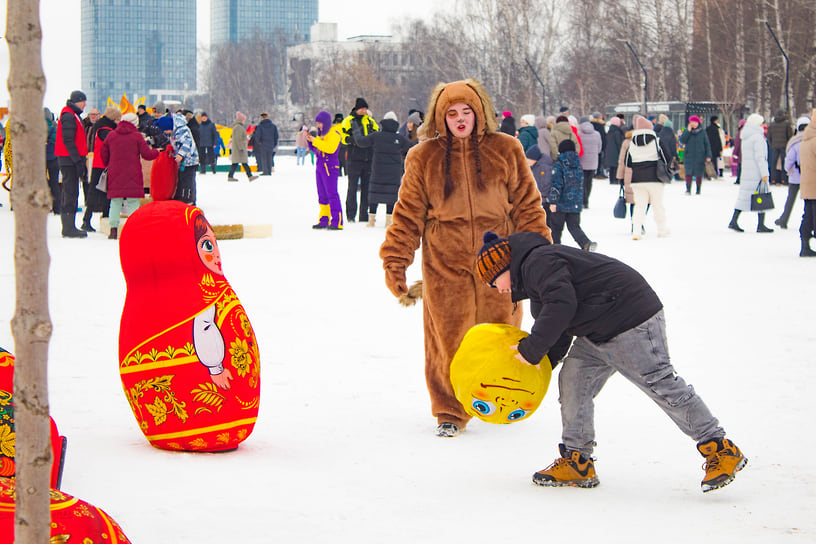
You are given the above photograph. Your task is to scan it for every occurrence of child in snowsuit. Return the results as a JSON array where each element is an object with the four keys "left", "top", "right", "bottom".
[
  {"left": 474, "top": 230, "right": 747, "bottom": 493},
  {"left": 549, "top": 139, "right": 596, "bottom": 251},
  {"left": 307, "top": 110, "right": 343, "bottom": 230}
]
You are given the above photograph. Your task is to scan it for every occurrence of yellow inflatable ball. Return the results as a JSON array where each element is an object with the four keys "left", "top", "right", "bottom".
[{"left": 450, "top": 323, "right": 551, "bottom": 424}]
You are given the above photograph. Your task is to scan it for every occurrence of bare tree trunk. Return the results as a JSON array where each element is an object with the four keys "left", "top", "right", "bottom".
[
  {"left": 6, "top": 1, "right": 52, "bottom": 542},
  {"left": 704, "top": 0, "right": 715, "bottom": 98},
  {"left": 735, "top": 0, "right": 746, "bottom": 103},
  {"left": 770, "top": 0, "right": 792, "bottom": 113}
]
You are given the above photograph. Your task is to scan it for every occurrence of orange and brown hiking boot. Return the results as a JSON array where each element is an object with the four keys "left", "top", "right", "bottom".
[
  {"left": 697, "top": 437, "right": 747, "bottom": 493},
  {"left": 533, "top": 444, "right": 599, "bottom": 488}
]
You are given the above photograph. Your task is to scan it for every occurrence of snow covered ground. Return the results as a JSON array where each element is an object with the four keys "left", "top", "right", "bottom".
[{"left": 1, "top": 155, "right": 814, "bottom": 543}]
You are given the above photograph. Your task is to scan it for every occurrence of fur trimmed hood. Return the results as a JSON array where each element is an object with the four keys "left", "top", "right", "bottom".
[{"left": 420, "top": 78, "right": 498, "bottom": 139}]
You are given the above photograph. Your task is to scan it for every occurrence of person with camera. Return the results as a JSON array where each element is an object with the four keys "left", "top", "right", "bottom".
[{"left": 306, "top": 111, "right": 344, "bottom": 230}]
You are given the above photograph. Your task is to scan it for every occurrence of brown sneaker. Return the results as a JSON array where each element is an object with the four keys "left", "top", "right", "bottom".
[
  {"left": 697, "top": 437, "right": 747, "bottom": 492},
  {"left": 249, "top": 175, "right": 259, "bottom": 182},
  {"left": 533, "top": 444, "right": 599, "bottom": 488}
]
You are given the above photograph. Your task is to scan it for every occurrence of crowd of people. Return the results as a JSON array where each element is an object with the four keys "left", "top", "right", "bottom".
[{"left": 17, "top": 79, "right": 816, "bottom": 499}]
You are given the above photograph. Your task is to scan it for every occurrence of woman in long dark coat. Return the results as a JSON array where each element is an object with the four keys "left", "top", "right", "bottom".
[
  {"left": 353, "top": 113, "right": 413, "bottom": 227},
  {"left": 679, "top": 115, "right": 712, "bottom": 195}
]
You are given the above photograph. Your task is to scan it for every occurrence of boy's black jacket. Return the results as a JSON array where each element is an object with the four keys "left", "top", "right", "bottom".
[{"left": 508, "top": 232, "right": 663, "bottom": 366}]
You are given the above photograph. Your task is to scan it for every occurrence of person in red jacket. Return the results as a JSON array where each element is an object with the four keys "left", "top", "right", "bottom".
[
  {"left": 99, "top": 113, "right": 159, "bottom": 240},
  {"left": 56, "top": 90, "right": 89, "bottom": 238}
]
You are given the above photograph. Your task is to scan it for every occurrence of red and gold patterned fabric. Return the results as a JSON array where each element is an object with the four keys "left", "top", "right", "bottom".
[
  {"left": 118, "top": 201, "right": 260, "bottom": 452},
  {"left": 0, "top": 348, "right": 66, "bottom": 489},
  {"left": 0, "top": 477, "right": 132, "bottom": 544}
]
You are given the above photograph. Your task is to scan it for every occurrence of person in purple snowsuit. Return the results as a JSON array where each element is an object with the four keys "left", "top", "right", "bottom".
[{"left": 306, "top": 110, "right": 344, "bottom": 230}]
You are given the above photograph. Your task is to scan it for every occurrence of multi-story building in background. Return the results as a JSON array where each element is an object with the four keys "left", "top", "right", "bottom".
[
  {"left": 210, "top": 0, "right": 318, "bottom": 45},
  {"left": 80, "top": 0, "right": 197, "bottom": 110}
]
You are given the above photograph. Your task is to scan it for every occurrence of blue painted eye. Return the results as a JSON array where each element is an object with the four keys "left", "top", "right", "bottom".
[
  {"left": 507, "top": 409, "right": 527, "bottom": 421},
  {"left": 472, "top": 399, "right": 496, "bottom": 416}
]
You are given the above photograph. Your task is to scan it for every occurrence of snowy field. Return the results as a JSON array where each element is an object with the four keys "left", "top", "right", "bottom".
[{"left": 0, "top": 154, "right": 814, "bottom": 543}]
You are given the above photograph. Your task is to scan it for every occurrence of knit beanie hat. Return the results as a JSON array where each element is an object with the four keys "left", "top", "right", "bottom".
[
  {"left": 407, "top": 111, "right": 422, "bottom": 125},
  {"left": 688, "top": 115, "right": 702, "bottom": 124},
  {"left": 122, "top": 112, "right": 139, "bottom": 127},
  {"left": 383, "top": 111, "right": 398, "bottom": 122},
  {"left": 476, "top": 232, "right": 512, "bottom": 286},
  {"left": 502, "top": 111, "right": 512, "bottom": 118},
  {"left": 521, "top": 114, "right": 536, "bottom": 126},
  {"left": 333, "top": 113, "right": 344, "bottom": 125},
  {"left": 154, "top": 115, "right": 173, "bottom": 132},
  {"left": 69, "top": 90, "right": 87, "bottom": 103},
  {"left": 354, "top": 97, "right": 369, "bottom": 111},
  {"left": 795, "top": 116, "right": 810, "bottom": 130},
  {"left": 579, "top": 116, "right": 590, "bottom": 124},
  {"left": 558, "top": 139, "right": 576, "bottom": 153},
  {"left": 609, "top": 117, "right": 621, "bottom": 127},
  {"left": 525, "top": 144, "right": 543, "bottom": 161}
]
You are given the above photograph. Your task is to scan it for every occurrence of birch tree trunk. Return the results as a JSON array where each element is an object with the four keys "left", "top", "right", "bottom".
[{"left": 6, "top": 1, "right": 52, "bottom": 542}]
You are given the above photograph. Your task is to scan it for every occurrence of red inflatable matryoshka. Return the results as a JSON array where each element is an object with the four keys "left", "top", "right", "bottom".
[
  {"left": 118, "top": 201, "right": 260, "bottom": 452},
  {"left": 0, "top": 476, "right": 132, "bottom": 543}
]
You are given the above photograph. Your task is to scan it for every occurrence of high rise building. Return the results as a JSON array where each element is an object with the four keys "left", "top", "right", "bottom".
[
  {"left": 81, "top": 0, "right": 196, "bottom": 110},
  {"left": 210, "top": 0, "right": 318, "bottom": 46}
]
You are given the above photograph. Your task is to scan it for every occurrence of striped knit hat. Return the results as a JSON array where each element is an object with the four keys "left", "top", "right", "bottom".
[{"left": 476, "top": 231, "right": 512, "bottom": 286}]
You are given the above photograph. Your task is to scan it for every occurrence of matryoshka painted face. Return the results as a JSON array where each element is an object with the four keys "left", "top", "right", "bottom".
[{"left": 195, "top": 220, "right": 223, "bottom": 275}]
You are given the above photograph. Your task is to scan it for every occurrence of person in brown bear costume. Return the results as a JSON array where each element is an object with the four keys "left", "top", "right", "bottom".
[{"left": 379, "top": 78, "right": 552, "bottom": 437}]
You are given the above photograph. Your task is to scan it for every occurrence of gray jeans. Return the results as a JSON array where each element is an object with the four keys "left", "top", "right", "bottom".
[{"left": 558, "top": 310, "right": 724, "bottom": 457}]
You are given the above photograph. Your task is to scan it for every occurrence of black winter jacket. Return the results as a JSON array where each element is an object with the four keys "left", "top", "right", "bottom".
[
  {"left": 254, "top": 119, "right": 279, "bottom": 150},
  {"left": 353, "top": 118, "right": 413, "bottom": 206},
  {"left": 508, "top": 231, "right": 663, "bottom": 366},
  {"left": 604, "top": 125, "right": 625, "bottom": 168}
]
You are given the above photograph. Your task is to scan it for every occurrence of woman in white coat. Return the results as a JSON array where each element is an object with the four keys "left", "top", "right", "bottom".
[{"left": 728, "top": 114, "right": 773, "bottom": 233}]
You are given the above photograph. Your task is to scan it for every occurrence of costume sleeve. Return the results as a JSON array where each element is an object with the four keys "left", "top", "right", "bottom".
[
  {"left": 311, "top": 127, "right": 341, "bottom": 155},
  {"left": 193, "top": 305, "right": 226, "bottom": 375},
  {"left": 379, "top": 145, "right": 429, "bottom": 274},
  {"left": 506, "top": 139, "right": 552, "bottom": 240},
  {"left": 517, "top": 255, "right": 577, "bottom": 364}
]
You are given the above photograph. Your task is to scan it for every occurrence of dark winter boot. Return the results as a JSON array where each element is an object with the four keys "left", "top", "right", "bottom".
[
  {"left": 696, "top": 181, "right": 702, "bottom": 195},
  {"left": 728, "top": 210, "right": 743, "bottom": 232},
  {"left": 61, "top": 213, "right": 87, "bottom": 238},
  {"left": 685, "top": 181, "right": 692, "bottom": 194},
  {"left": 81, "top": 209, "right": 96, "bottom": 232},
  {"left": 756, "top": 213, "right": 774, "bottom": 233},
  {"left": 800, "top": 239, "right": 816, "bottom": 257},
  {"left": 108, "top": 227, "right": 118, "bottom": 240}
]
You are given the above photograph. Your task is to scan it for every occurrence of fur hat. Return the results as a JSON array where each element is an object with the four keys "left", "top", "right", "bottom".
[
  {"left": 122, "top": 113, "right": 139, "bottom": 127},
  {"left": 383, "top": 111, "right": 398, "bottom": 122},
  {"left": 746, "top": 113, "right": 764, "bottom": 126},
  {"left": 103, "top": 106, "right": 122, "bottom": 122},
  {"left": 69, "top": 90, "right": 87, "bottom": 103},
  {"left": 422, "top": 78, "right": 498, "bottom": 139},
  {"left": 476, "top": 232, "right": 512, "bottom": 286},
  {"left": 520, "top": 114, "right": 536, "bottom": 126},
  {"left": 354, "top": 97, "right": 369, "bottom": 111},
  {"left": 154, "top": 115, "right": 173, "bottom": 132}
]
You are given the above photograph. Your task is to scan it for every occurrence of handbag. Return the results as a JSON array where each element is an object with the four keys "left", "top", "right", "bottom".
[
  {"left": 96, "top": 169, "right": 107, "bottom": 193},
  {"left": 654, "top": 141, "right": 672, "bottom": 183},
  {"left": 705, "top": 160, "right": 717, "bottom": 178},
  {"left": 613, "top": 187, "right": 627, "bottom": 218},
  {"left": 750, "top": 181, "right": 775, "bottom": 211}
]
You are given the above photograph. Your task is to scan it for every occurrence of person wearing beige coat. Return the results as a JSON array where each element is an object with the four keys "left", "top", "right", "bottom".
[
  {"left": 798, "top": 109, "right": 816, "bottom": 256},
  {"left": 379, "top": 79, "right": 551, "bottom": 437}
]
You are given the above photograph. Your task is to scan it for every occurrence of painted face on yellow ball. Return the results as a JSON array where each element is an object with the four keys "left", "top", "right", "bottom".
[
  {"left": 450, "top": 323, "right": 551, "bottom": 424},
  {"left": 468, "top": 376, "right": 540, "bottom": 423}
]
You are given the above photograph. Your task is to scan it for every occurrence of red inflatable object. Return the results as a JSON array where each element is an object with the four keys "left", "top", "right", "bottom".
[
  {"left": 0, "top": 477, "right": 132, "bottom": 543},
  {"left": 0, "top": 348, "right": 67, "bottom": 489},
  {"left": 149, "top": 147, "right": 179, "bottom": 201},
  {"left": 118, "top": 201, "right": 260, "bottom": 452}
]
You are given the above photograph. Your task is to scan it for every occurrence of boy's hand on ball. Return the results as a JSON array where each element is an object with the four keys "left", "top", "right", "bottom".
[{"left": 510, "top": 344, "right": 533, "bottom": 366}]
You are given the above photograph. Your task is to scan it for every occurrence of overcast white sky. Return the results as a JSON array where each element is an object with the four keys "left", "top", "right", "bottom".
[{"left": 0, "top": 0, "right": 439, "bottom": 110}]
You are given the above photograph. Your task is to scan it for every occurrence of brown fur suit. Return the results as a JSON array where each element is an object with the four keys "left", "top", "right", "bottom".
[{"left": 379, "top": 79, "right": 552, "bottom": 428}]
